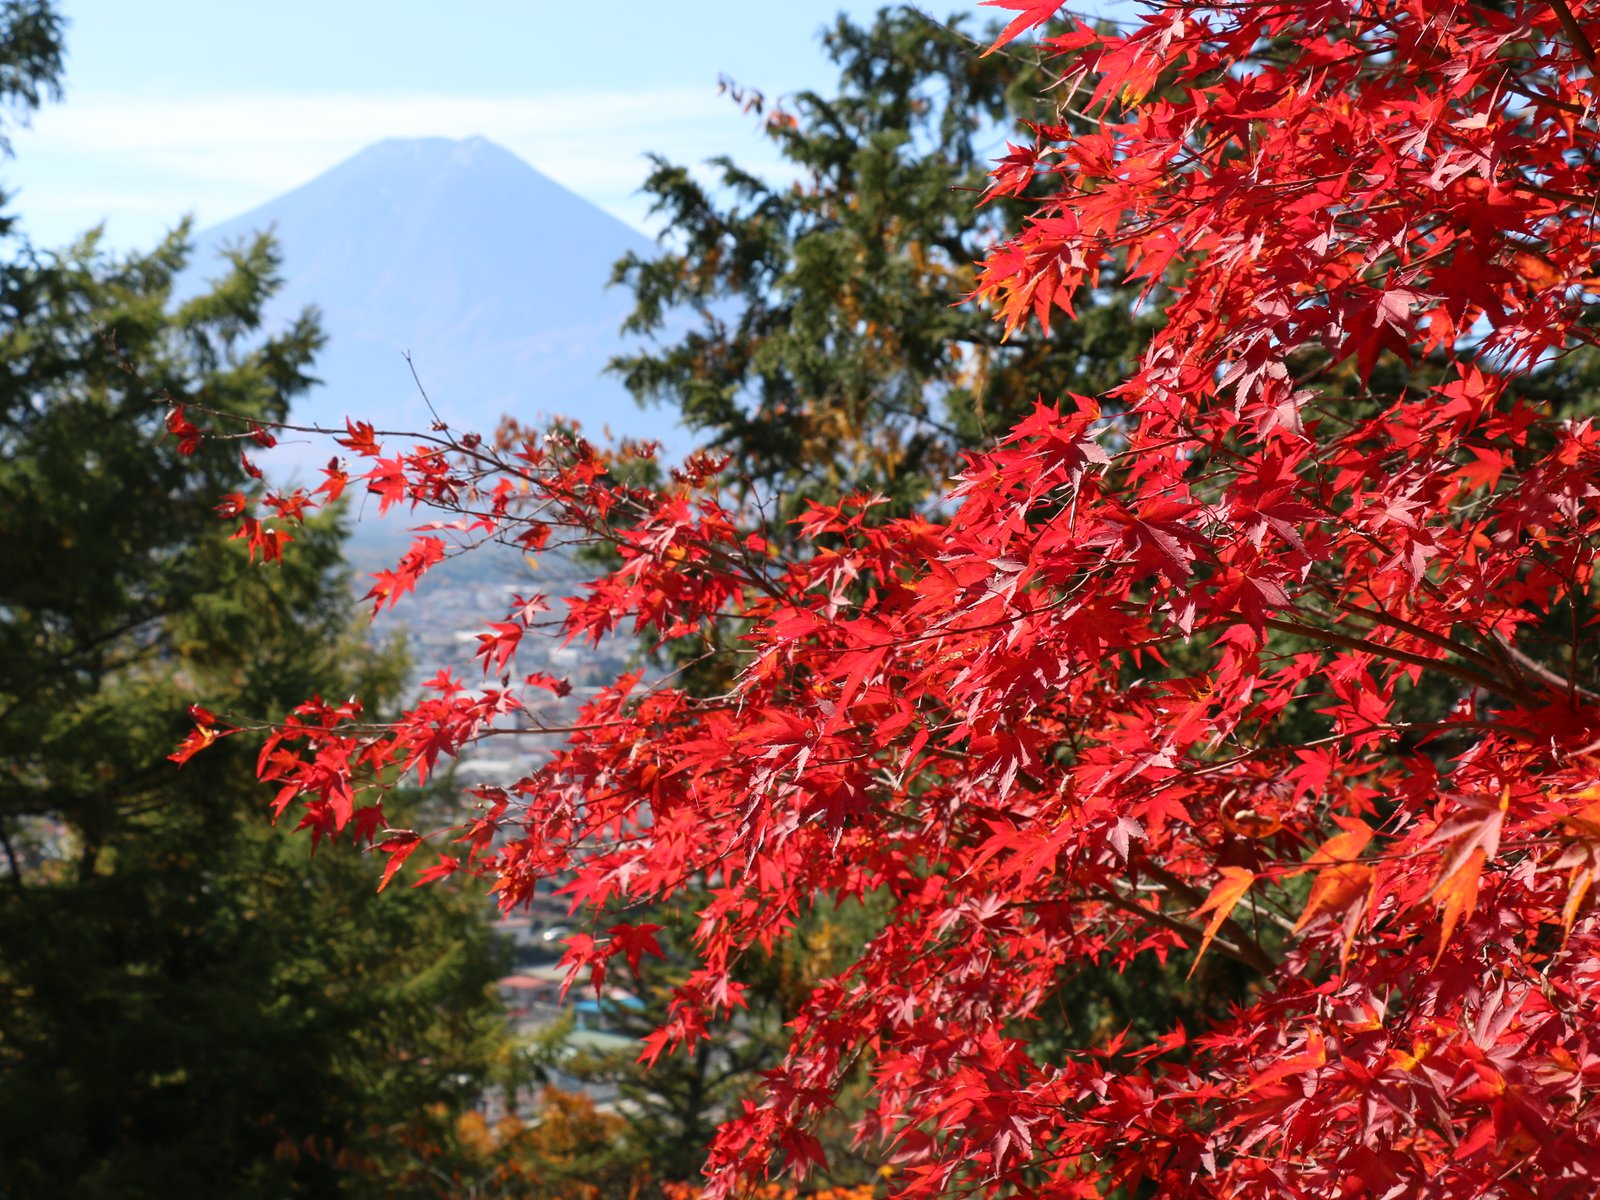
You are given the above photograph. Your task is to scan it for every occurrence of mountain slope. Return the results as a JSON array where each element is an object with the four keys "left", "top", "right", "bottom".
[{"left": 191, "top": 136, "right": 680, "bottom": 461}]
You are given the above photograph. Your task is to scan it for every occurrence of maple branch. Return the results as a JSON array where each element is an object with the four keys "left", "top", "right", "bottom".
[
  {"left": 1092, "top": 883, "right": 1277, "bottom": 975},
  {"left": 1517, "top": 179, "right": 1598, "bottom": 208},
  {"left": 1187, "top": 732, "right": 1350, "bottom": 778},
  {"left": 1502, "top": 640, "right": 1600, "bottom": 701},
  {"left": 1262, "top": 617, "right": 1522, "bottom": 699},
  {"left": 1478, "top": 631, "right": 1534, "bottom": 701},
  {"left": 1335, "top": 598, "right": 1501, "bottom": 673},
  {"left": 1499, "top": 76, "right": 1588, "bottom": 115},
  {"left": 1337, "top": 592, "right": 1545, "bottom": 700},
  {"left": 1550, "top": 0, "right": 1600, "bottom": 74}
]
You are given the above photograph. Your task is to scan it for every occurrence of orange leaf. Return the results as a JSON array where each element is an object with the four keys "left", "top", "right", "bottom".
[
  {"left": 1422, "top": 788, "right": 1508, "bottom": 960},
  {"left": 1292, "top": 820, "right": 1375, "bottom": 934},
  {"left": 1189, "top": 867, "right": 1255, "bottom": 977},
  {"left": 1242, "top": 1029, "right": 1327, "bottom": 1096},
  {"left": 1294, "top": 859, "right": 1372, "bottom": 934},
  {"left": 1432, "top": 846, "right": 1485, "bottom": 962},
  {"left": 1287, "top": 820, "right": 1376, "bottom": 963},
  {"left": 1565, "top": 800, "right": 1600, "bottom": 840},
  {"left": 1562, "top": 865, "right": 1593, "bottom": 939},
  {"left": 1512, "top": 249, "right": 1562, "bottom": 288},
  {"left": 1292, "top": 820, "right": 1375, "bottom": 877}
]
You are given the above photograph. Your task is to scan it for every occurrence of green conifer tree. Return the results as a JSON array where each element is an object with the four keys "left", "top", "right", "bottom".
[
  {"left": 610, "top": 7, "right": 1159, "bottom": 517},
  {"left": 0, "top": 8, "right": 507, "bottom": 1196}
]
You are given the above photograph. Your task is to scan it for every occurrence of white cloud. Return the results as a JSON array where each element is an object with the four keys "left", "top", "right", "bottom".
[{"left": 10, "top": 86, "right": 795, "bottom": 246}]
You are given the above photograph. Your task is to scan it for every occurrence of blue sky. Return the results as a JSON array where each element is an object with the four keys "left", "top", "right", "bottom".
[{"left": 8, "top": 1, "right": 1030, "bottom": 248}]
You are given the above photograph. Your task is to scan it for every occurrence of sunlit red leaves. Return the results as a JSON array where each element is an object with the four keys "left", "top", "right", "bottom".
[
  {"left": 313, "top": 459, "right": 348, "bottom": 504},
  {"left": 164, "top": 405, "right": 202, "bottom": 455},
  {"left": 157, "top": 2, "right": 1600, "bottom": 1196},
  {"left": 229, "top": 516, "right": 292, "bottom": 564},
  {"left": 985, "top": 141, "right": 1041, "bottom": 201},
  {"left": 1119, "top": 499, "right": 1206, "bottom": 584},
  {"left": 375, "top": 830, "right": 422, "bottom": 892},
  {"left": 213, "top": 492, "right": 248, "bottom": 519},
  {"left": 411, "top": 853, "right": 461, "bottom": 887},
  {"left": 169, "top": 704, "right": 235, "bottom": 766},
  {"left": 978, "top": 0, "right": 1066, "bottom": 55},
  {"left": 217, "top": 485, "right": 303, "bottom": 564},
  {"left": 264, "top": 488, "right": 310, "bottom": 525},
  {"left": 557, "top": 922, "right": 665, "bottom": 1001},
  {"left": 608, "top": 921, "right": 665, "bottom": 975},
  {"left": 367, "top": 457, "right": 410, "bottom": 514},
  {"left": 336, "top": 418, "right": 379, "bottom": 457},
  {"left": 364, "top": 535, "right": 446, "bottom": 616},
  {"left": 474, "top": 622, "right": 522, "bottom": 675},
  {"left": 168, "top": 723, "right": 219, "bottom": 766},
  {"left": 972, "top": 214, "right": 1095, "bottom": 337}
]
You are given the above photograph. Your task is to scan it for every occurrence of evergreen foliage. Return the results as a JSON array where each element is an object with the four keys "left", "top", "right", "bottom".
[
  {"left": 0, "top": 8, "right": 507, "bottom": 1196},
  {"left": 611, "top": 6, "right": 1159, "bottom": 518}
]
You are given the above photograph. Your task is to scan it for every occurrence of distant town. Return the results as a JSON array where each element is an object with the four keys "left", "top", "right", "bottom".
[{"left": 349, "top": 528, "right": 648, "bottom": 1117}]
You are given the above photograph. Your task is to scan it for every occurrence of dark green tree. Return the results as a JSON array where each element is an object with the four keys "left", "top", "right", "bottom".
[
  {"left": 0, "top": 8, "right": 508, "bottom": 1196},
  {"left": 0, "top": 0, "right": 60, "bottom": 159},
  {"left": 611, "top": 6, "right": 1159, "bottom": 519},
  {"left": 0, "top": 234, "right": 509, "bottom": 1200}
]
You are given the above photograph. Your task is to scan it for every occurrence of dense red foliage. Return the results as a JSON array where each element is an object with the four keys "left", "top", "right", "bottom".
[{"left": 177, "top": 2, "right": 1600, "bottom": 1195}]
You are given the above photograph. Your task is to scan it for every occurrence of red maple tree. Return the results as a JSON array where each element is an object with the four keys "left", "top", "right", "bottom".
[{"left": 177, "top": 2, "right": 1600, "bottom": 1195}]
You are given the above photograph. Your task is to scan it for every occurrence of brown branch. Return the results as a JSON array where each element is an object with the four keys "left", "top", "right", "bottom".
[
  {"left": 1336, "top": 593, "right": 1548, "bottom": 700},
  {"left": 1093, "top": 883, "right": 1277, "bottom": 975},
  {"left": 1551, "top": 0, "right": 1600, "bottom": 73},
  {"left": 1263, "top": 616, "right": 1522, "bottom": 699},
  {"left": 1500, "top": 76, "right": 1587, "bottom": 115},
  {"left": 1335, "top": 599, "right": 1500, "bottom": 672},
  {"left": 1501, "top": 640, "right": 1600, "bottom": 701}
]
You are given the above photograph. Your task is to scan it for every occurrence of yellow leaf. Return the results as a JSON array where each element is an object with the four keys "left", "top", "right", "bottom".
[
  {"left": 1189, "top": 866, "right": 1255, "bottom": 977},
  {"left": 1389, "top": 1039, "right": 1431, "bottom": 1073}
]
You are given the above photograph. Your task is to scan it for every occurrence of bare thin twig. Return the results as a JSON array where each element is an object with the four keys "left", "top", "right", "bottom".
[{"left": 403, "top": 350, "right": 447, "bottom": 431}]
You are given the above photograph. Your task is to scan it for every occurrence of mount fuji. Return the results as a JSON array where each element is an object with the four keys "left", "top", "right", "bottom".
[{"left": 190, "top": 136, "right": 682, "bottom": 465}]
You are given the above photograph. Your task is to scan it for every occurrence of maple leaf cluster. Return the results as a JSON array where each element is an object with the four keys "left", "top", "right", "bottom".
[{"left": 173, "top": 1, "right": 1600, "bottom": 1196}]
